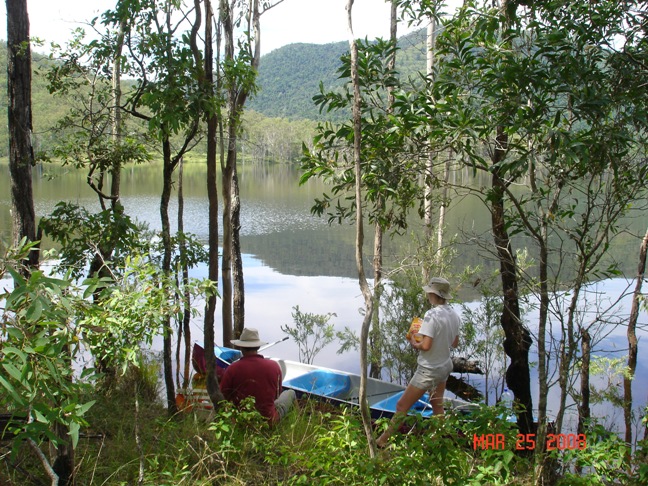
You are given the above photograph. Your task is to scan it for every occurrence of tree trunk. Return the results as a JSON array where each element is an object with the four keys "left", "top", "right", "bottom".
[
  {"left": 6, "top": 0, "right": 38, "bottom": 270},
  {"left": 219, "top": 0, "right": 263, "bottom": 343},
  {"left": 196, "top": 0, "right": 224, "bottom": 405},
  {"left": 423, "top": 19, "right": 436, "bottom": 243},
  {"left": 624, "top": 227, "right": 647, "bottom": 446},
  {"left": 177, "top": 158, "right": 192, "bottom": 390},
  {"left": 221, "top": 158, "right": 234, "bottom": 345},
  {"left": 110, "top": 17, "right": 127, "bottom": 210},
  {"left": 232, "top": 167, "right": 245, "bottom": 337},
  {"left": 491, "top": 129, "right": 533, "bottom": 435},
  {"left": 161, "top": 139, "right": 178, "bottom": 415},
  {"left": 369, "top": 221, "right": 383, "bottom": 379},
  {"left": 346, "top": 0, "right": 377, "bottom": 457},
  {"left": 577, "top": 329, "right": 591, "bottom": 436},
  {"left": 368, "top": 2, "right": 398, "bottom": 380}
]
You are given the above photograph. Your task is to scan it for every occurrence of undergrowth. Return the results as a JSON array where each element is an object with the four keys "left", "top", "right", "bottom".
[{"left": 2, "top": 388, "right": 647, "bottom": 485}]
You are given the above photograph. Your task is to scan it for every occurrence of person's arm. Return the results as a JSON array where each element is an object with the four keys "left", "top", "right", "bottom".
[
  {"left": 451, "top": 334, "right": 459, "bottom": 349},
  {"left": 411, "top": 335, "right": 433, "bottom": 351}
]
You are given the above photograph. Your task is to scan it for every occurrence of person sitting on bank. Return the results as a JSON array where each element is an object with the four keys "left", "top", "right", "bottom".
[{"left": 220, "top": 328, "right": 296, "bottom": 425}]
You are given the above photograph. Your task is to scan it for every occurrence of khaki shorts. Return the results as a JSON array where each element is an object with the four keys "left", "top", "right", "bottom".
[
  {"left": 409, "top": 360, "right": 453, "bottom": 391},
  {"left": 275, "top": 389, "right": 296, "bottom": 420}
]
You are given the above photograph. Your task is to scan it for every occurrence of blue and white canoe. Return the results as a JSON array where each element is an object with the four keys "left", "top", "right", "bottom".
[{"left": 271, "top": 358, "right": 477, "bottom": 420}]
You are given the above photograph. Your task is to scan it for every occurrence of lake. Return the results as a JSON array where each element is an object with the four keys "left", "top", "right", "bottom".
[{"left": 1, "top": 160, "right": 647, "bottom": 434}]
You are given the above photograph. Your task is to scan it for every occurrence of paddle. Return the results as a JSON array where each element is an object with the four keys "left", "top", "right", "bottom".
[{"left": 259, "top": 336, "right": 289, "bottom": 352}]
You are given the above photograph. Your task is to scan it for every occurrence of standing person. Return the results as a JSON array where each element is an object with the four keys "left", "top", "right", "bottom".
[
  {"left": 376, "top": 277, "right": 461, "bottom": 448},
  {"left": 220, "top": 328, "right": 296, "bottom": 425}
]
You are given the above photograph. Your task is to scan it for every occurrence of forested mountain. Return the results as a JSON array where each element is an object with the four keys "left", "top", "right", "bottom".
[
  {"left": 249, "top": 28, "right": 427, "bottom": 120},
  {"left": 0, "top": 29, "right": 427, "bottom": 158}
]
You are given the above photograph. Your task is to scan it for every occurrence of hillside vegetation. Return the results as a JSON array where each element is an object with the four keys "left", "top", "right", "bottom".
[
  {"left": 1, "top": 30, "right": 427, "bottom": 159},
  {"left": 250, "top": 29, "right": 427, "bottom": 120}
]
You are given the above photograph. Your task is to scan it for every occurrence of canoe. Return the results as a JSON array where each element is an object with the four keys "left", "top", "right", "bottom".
[{"left": 272, "top": 357, "right": 478, "bottom": 420}]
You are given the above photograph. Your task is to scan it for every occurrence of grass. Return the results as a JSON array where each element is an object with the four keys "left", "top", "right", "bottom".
[{"left": 2, "top": 375, "right": 647, "bottom": 485}]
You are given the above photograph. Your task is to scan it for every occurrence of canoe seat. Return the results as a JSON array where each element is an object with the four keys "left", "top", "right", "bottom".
[
  {"left": 284, "top": 370, "right": 352, "bottom": 399},
  {"left": 372, "top": 391, "right": 434, "bottom": 417}
]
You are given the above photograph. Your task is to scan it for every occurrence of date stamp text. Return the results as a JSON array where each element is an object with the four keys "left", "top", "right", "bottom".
[{"left": 473, "top": 433, "right": 587, "bottom": 451}]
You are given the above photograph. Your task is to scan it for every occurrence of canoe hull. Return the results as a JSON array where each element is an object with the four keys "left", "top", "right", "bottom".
[{"left": 272, "top": 358, "right": 477, "bottom": 420}]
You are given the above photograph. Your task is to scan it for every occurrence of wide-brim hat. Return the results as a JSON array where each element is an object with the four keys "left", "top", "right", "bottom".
[
  {"left": 231, "top": 328, "right": 268, "bottom": 348},
  {"left": 422, "top": 277, "right": 452, "bottom": 300}
]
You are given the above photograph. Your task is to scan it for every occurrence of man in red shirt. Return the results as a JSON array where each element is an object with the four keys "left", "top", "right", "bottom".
[{"left": 220, "top": 328, "right": 296, "bottom": 425}]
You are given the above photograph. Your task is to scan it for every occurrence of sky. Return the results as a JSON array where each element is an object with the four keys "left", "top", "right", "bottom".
[{"left": 0, "top": 0, "right": 459, "bottom": 56}]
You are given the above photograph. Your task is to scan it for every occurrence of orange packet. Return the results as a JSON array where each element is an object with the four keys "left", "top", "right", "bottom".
[{"left": 406, "top": 317, "right": 423, "bottom": 343}]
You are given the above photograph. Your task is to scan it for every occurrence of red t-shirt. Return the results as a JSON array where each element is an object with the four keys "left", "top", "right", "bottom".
[{"left": 220, "top": 354, "right": 282, "bottom": 424}]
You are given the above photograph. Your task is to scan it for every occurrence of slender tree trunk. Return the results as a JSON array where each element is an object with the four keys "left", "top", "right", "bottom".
[
  {"left": 220, "top": 0, "right": 263, "bottom": 342},
  {"left": 369, "top": 221, "right": 383, "bottom": 379},
  {"left": 161, "top": 139, "right": 178, "bottom": 415},
  {"left": 52, "top": 343, "right": 74, "bottom": 485},
  {"left": 424, "top": 19, "right": 436, "bottom": 243},
  {"left": 577, "top": 329, "right": 591, "bottom": 436},
  {"left": 203, "top": 0, "right": 224, "bottom": 404},
  {"left": 489, "top": 1, "right": 534, "bottom": 436},
  {"left": 232, "top": 167, "right": 245, "bottom": 337},
  {"left": 221, "top": 158, "right": 234, "bottom": 345},
  {"left": 28, "top": 437, "right": 58, "bottom": 486},
  {"left": 110, "top": 17, "right": 127, "bottom": 210},
  {"left": 6, "top": 0, "right": 38, "bottom": 270},
  {"left": 624, "top": 227, "right": 647, "bottom": 447},
  {"left": 527, "top": 149, "right": 562, "bottom": 482},
  {"left": 220, "top": 0, "right": 237, "bottom": 346},
  {"left": 177, "top": 158, "right": 192, "bottom": 389},
  {"left": 346, "top": 0, "right": 377, "bottom": 457}
]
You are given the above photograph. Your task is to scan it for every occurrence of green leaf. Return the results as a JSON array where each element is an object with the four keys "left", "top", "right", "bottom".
[
  {"left": 2, "top": 363, "right": 24, "bottom": 383},
  {"left": 69, "top": 422, "right": 80, "bottom": 449},
  {"left": 26, "top": 299, "right": 44, "bottom": 322},
  {"left": 2, "top": 347, "right": 27, "bottom": 363},
  {"left": 0, "top": 375, "right": 24, "bottom": 405}
]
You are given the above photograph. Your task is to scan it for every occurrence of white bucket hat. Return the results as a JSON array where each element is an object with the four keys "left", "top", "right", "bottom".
[
  {"left": 230, "top": 328, "right": 268, "bottom": 348},
  {"left": 422, "top": 277, "right": 452, "bottom": 300}
]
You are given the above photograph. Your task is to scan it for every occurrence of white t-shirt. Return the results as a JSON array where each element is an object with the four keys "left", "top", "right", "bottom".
[{"left": 417, "top": 304, "right": 461, "bottom": 368}]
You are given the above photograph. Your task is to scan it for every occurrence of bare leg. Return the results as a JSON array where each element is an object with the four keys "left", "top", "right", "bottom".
[
  {"left": 376, "top": 384, "right": 426, "bottom": 448},
  {"left": 430, "top": 379, "right": 447, "bottom": 416}
]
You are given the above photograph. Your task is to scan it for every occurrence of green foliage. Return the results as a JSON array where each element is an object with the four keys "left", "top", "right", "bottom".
[
  {"left": 0, "top": 238, "right": 199, "bottom": 478},
  {"left": 0, "top": 240, "right": 96, "bottom": 456},
  {"left": 301, "top": 38, "right": 424, "bottom": 233},
  {"left": 5, "top": 376, "right": 646, "bottom": 485},
  {"left": 556, "top": 423, "right": 636, "bottom": 485},
  {"left": 77, "top": 255, "right": 181, "bottom": 376},
  {"left": 589, "top": 356, "right": 631, "bottom": 408},
  {"left": 267, "top": 402, "right": 525, "bottom": 485},
  {"left": 39, "top": 201, "right": 149, "bottom": 280},
  {"left": 281, "top": 305, "right": 336, "bottom": 364},
  {"left": 249, "top": 30, "right": 428, "bottom": 122}
]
